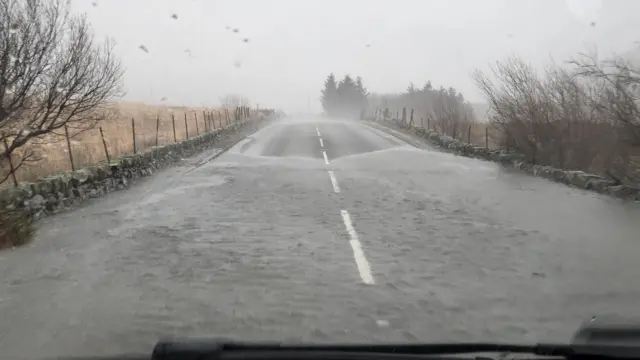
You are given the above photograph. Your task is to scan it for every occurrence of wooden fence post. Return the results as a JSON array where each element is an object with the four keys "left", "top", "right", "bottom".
[
  {"left": 184, "top": 113, "right": 189, "bottom": 140},
  {"left": 485, "top": 127, "right": 489, "bottom": 149},
  {"left": 194, "top": 112, "right": 199, "bottom": 136},
  {"left": 100, "top": 127, "right": 111, "bottom": 164},
  {"left": 203, "top": 111, "right": 208, "bottom": 132},
  {"left": 64, "top": 125, "right": 75, "bottom": 171},
  {"left": 155, "top": 114, "right": 160, "bottom": 147},
  {"left": 131, "top": 118, "right": 137, "bottom": 154},
  {"left": 172, "top": 114, "right": 177, "bottom": 142}
]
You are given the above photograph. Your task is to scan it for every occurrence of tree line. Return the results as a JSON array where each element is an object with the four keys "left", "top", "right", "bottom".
[
  {"left": 320, "top": 73, "right": 369, "bottom": 118},
  {"left": 319, "top": 71, "right": 476, "bottom": 133},
  {"left": 368, "top": 82, "right": 477, "bottom": 139},
  {"left": 367, "top": 52, "right": 640, "bottom": 187}
]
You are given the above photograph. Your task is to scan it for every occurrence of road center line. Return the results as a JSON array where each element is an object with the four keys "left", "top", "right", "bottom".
[
  {"left": 322, "top": 151, "right": 329, "bottom": 165},
  {"left": 340, "top": 210, "right": 375, "bottom": 285},
  {"left": 319, "top": 137, "right": 324, "bottom": 147},
  {"left": 327, "top": 170, "right": 340, "bottom": 193}
]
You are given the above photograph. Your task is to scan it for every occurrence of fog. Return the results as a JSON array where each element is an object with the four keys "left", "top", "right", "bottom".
[{"left": 73, "top": 0, "right": 640, "bottom": 113}]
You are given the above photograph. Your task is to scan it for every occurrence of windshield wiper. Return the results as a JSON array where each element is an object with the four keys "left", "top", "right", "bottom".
[
  {"left": 151, "top": 340, "right": 573, "bottom": 360},
  {"left": 60, "top": 316, "right": 640, "bottom": 360},
  {"left": 213, "top": 341, "right": 572, "bottom": 356}
]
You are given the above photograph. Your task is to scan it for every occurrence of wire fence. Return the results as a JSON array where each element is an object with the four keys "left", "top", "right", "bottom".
[
  {"left": 1, "top": 106, "right": 255, "bottom": 187},
  {"left": 370, "top": 106, "right": 502, "bottom": 150},
  {"left": 370, "top": 107, "right": 640, "bottom": 184}
]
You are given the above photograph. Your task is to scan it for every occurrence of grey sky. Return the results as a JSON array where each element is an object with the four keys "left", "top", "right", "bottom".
[{"left": 73, "top": 0, "right": 640, "bottom": 113}]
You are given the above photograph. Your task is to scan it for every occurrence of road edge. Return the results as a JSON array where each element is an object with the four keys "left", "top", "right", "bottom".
[
  {"left": 0, "top": 118, "right": 278, "bottom": 224},
  {"left": 364, "top": 118, "right": 640, "bottom": 202}
]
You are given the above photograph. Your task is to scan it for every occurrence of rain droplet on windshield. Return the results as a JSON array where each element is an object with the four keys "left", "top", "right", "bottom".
[
  {"left": 171, "top": 14, "right": 178, "bottom": 20},
  {"left": 91, "top": 2, "right": 97, "bottom": 6},
  {"left": 160, "top": 97, "right": 168, "bottom": 102},
  {"left": 139, "top": 44, "right": 149, "bottom": 53},
  {"left": 243, "top": 38, "right": 249, "bottom": 43},
  {"left": 233, "top": 60, "right": 242, "bottom": 68},
  {"left": 4, "top": 85, "right": 15, "bottom": 95},
  {"left": 233, "top": 28, "right": 239, "bottom": 33},
  {"left": 9, "top": 23, "right": 19, "bottom": 34},
  {"left": 590, "top": 21, "right": 596, "bottom": 27}
]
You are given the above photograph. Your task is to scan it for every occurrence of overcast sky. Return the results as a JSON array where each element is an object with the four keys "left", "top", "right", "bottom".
[{"left": 73, "top": 0, "right": 640, "bottom": 113}]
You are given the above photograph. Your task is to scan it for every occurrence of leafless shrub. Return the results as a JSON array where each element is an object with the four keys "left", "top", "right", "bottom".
[
  {"left": 431, "top": 87, "right": 476, "bottom": 138},
  {"left": 0, "top": 0, "right": 124, "bottom": 185},
  {"left": 473, "top": 51, "right": 640, "bottom": 185},
  {"left": 369, "top": 82, "right": 477, "bottom": 139},
  {"left": 0, "top": 206, "right": 34, "bottom": 248}
]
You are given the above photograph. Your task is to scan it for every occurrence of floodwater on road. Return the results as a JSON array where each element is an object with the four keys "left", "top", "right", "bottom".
[{"left": 1, "top": 117, "right": 639, "bottom": 359}]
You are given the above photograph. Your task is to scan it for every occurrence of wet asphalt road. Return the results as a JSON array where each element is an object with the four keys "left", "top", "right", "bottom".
[{"left": 1, "top": 116, "right": 640, "bottom": 359}]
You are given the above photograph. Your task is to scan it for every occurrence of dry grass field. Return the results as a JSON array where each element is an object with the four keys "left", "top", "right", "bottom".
[{"left": 1, "top": 102, "right": 238, "bottom": 186}]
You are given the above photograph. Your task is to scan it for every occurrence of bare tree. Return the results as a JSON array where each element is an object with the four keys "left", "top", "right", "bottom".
[
  {"left": 473, "top": 51, "right": 640, "bottom": 185},
  {"left": 0, "top": 0, "right": 124, "bottom": 185}
]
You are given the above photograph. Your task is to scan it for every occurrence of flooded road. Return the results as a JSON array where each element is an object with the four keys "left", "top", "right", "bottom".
[{"left": 1, "top": 116, "right": 639, "bottom": 359}]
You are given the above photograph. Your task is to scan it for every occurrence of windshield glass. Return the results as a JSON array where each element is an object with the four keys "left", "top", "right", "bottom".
[{"left": 1, "top": 0, "right": 640, "bottom": 359}]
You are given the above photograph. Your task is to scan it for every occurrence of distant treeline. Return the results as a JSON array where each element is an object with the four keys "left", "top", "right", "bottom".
[
  {"left": 368, "top": 82, "right": 477, "bottom": 138},
  {"left": 320, "top": 73, "right": 369, "bottom": 118},
  {"left": 319, "top": 72, "right": 477, "bottom": 131}
]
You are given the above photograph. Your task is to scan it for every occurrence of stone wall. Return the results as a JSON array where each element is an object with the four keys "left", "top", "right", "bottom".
[
  {"left": 373, "top": 118, "right": 640, "bottom": 201},
  {"left": 0, "top": 118, "right": 270, "bottom": 221}
]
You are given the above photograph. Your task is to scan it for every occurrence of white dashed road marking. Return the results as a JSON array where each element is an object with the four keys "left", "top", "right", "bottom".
[
  {"left": 315, "top": 123, "right": 375, "bottom": 284},
  {"left": 340, "top": 210, "right": 375, "bottom": 285},
  {"left": 327, "top": 171, "right": 340, "bottom": 193},
  {"left": 322, "top": 151, "right": 329, "bottom": 165}
]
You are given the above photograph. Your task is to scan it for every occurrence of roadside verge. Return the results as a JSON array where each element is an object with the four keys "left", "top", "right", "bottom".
[
  {"left": 364, "top": 118, "right": 640, "bottom": 201},
  {"left": 0, "top": 117, "right": 275, "bottom": 224}
]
